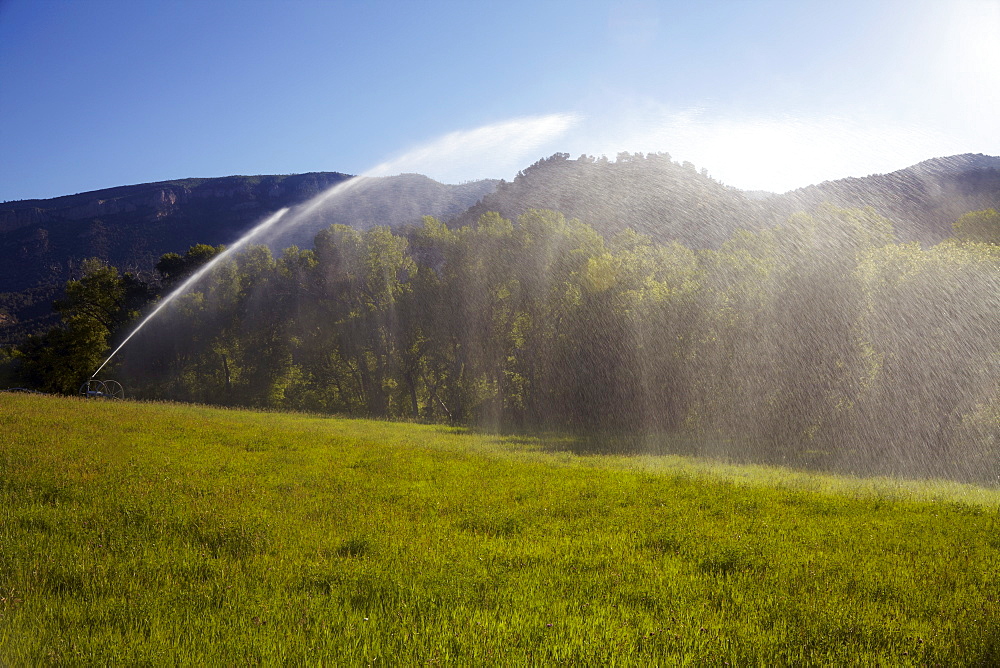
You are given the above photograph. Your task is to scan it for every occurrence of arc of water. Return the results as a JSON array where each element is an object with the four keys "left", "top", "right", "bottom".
[
  {"left": 89, "top": 114, "right": 578, "bottom": 379},
  {"left": 89, "top": 174, "right": 383, "bottom": 379},
  {"left": 90, "top": 206, "right": 291, "bottom": 378}
]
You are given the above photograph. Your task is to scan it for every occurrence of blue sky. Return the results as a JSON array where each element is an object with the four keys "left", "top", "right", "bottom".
[{"left": 1, "top": 0, "right": 998, "bottom": 201}]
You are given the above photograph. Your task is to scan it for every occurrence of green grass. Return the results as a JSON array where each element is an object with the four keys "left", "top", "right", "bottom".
[{"left": 3, "top": 395, "right": 1000, "bottom": 665}]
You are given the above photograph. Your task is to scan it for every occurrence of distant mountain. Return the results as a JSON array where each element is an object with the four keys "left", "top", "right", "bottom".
[
  {"left": 0, "top": 172, "right": 497, "bottom": 343},
  {"left": 783, "top": 154, "right": 1000, "bottom": 243},
  {"left": 456, "top": 152, "right": 1000, "bottom": 247},
  {"left": 454, "top": 153, "right": 764, "bottom": 248}
]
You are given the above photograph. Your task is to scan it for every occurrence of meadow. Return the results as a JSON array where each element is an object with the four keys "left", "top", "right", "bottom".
[{"left": 3, "top": 394, "right": 1000, "bottom": 665}]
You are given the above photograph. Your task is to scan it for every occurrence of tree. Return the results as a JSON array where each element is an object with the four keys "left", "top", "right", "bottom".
[
  {"left": 16, "top": 259, "right": 150, "bottom": 393},
  {"left": 155, "top": 244, "right": 226, "bottom": 287},
  {"left": 953, "top": 209, "right": 1000, "bottom": 245}
]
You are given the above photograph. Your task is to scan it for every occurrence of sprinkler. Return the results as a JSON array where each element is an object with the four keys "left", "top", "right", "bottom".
[{"left": 80, "top": 379, "right": 124, "bottom": 400}]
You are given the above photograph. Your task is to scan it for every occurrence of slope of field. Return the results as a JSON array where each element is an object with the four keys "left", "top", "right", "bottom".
[{"left": 2, "top": 395, "right": 1000, "bottom": 664}]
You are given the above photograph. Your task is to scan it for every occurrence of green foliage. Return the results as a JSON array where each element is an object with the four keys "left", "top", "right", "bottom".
[
  {"left": 17, "top": 203, "right": 999, "bottom": 483},
  {"left": 12, "top": 259, "right": 152, "bottom": 393},
  {"left": 15, "top": 319, "right": 107, "bottom": 393},
  {"left": 953, "top": 208, "right": 1000, "bottom": 245},
  {"left": 4, "top": 395, "right": 1000, "bottom": 664},
  {"left": 156, "top": 244, "right": 226, "bottom": 286}
]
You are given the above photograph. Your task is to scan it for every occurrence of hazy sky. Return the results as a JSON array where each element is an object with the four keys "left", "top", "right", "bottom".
[{"left": 1, "top": 0, "right": 998, "bottom": 200}]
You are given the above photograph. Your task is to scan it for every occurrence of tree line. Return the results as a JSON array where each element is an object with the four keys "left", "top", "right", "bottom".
[{"left": 3, "top": 207, "right": 998, "bottom": 480}]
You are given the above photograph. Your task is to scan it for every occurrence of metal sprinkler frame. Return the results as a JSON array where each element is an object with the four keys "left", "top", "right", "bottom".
[{"left": 80, "top": 379, "right": 124, "bottom": 400}]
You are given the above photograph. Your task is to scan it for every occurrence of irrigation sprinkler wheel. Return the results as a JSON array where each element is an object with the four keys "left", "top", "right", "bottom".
[
  {"left": 80, "top": 379, "right": 106, "bottom": 398},
  {"left": 79, "top": 379, "right": 124, "bottom": 399},
  {"left": 103, "top": 380, "right": 124, "bottom": 400}
]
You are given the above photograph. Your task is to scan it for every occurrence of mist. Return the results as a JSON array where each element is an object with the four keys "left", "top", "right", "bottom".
[
  {"left": 6, "top": 113, "right": 993, "bottom": 486},
  {"left": 105, "top": 160, "right": 998, "bottom": 484}
]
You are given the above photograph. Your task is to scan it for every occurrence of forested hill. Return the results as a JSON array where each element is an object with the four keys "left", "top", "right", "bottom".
[
  {"left": 4, "top": 153, "right": 996, "bottom": 297},
  {"left": 454, "top": 153, "right": 762, "bottom": 248},
  {"left": 456, "top": 152, "right": 1000, "bottom": 247},
  {"left": 786, "top": 154, "right": 1000, "bottom": 243}
]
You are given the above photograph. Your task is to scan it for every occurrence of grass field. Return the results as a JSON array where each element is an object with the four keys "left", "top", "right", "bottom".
[{"left": 3, "top": 394, "right": 1000, "bottom": 665}]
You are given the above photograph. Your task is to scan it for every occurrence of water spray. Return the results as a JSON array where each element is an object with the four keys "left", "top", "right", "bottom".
[
  {"left": 85, "top": 114, "right": 577, "bottom": 390},
  {"left": 87, "top": 176, "right": 381, "bottom": 380},
  {"left": 87, "top": 207, "right": 291, "bottom": 380}
]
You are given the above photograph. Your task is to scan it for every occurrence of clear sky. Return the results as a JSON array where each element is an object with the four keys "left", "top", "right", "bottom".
[{"left": 1, "top": 0, "right": 998, "bottom": 201}]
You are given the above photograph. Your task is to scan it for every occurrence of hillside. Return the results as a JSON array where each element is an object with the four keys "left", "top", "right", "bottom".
[
  {"left": 785, "top": 154, "right": 1000, "bottom": 242},
  {"left": 454, "top": 152, "right": 764, "bottom": 248},
  {"left": 0, "top": 172, "right": 497, "bottom": 292},
  {"left": 457, "top": 152, "right": 1000, "bottom": 246}
]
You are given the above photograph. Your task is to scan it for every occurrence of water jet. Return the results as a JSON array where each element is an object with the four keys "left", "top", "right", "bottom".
[
  {"left": 87, "top": 207, "right": 291, "bottom": 380},
  {"left": 86, "top": 115, "right": 575, "bottom": 387}
]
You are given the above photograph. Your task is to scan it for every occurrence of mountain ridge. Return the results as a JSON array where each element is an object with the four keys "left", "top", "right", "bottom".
[
  {"left": 456, "top": 151, "right": 999, "bottom": 247},
  {"left": 784, "top": 153, "right": 1000, "bottom": 241},
  {"left": 1, "top": 153, "right": 997, "bottom": 345}
]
